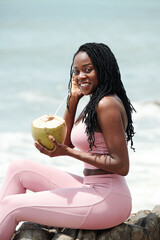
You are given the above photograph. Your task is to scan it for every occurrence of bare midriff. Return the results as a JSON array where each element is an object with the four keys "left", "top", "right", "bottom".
[{"left": 83, "top": 168, "right": 113, "bottom": 176}]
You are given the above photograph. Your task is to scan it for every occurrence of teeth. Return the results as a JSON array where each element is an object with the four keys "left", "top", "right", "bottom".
[{"left": 80, "top": 83, "right": 89, "bottom": 87}]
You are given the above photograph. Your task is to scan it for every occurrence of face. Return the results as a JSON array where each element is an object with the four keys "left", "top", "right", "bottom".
[{"left": 73, "top": 51, "right": 98, "bottom": 95}]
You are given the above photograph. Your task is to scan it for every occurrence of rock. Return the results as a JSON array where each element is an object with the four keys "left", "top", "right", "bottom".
[
  {"left": 76, "top": 230, "right": 97, "bottom": 240},
  {"left": 12, "top": 205, "right": 160, "bottom": 240},
  {"left": 152, "top": 205, "right": 160, "bottom": 218},
  {"left": 11, "top": 222, "right": 56, "bottom": 240},
  {"left": 12, "top": 228, "right": 51, "bottom": 240}
]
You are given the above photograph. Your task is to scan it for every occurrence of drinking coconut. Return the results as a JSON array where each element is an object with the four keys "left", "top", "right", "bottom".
[{"left": 31, "top": 115, "right": 67, "bottom": 150}]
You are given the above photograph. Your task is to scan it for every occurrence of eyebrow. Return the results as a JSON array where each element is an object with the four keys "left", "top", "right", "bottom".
[{"left": 73, "top": 63, "right": 93, "bottom": 68}]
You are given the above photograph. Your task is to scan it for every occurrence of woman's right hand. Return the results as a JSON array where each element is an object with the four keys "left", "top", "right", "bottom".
[{"left": 71, "top": 75, "right": 83, "bottom": 99}]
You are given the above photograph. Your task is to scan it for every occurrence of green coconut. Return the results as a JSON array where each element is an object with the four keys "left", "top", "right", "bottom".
[{"left": 31, "top": 114, "right": 67, "bottom": 150}]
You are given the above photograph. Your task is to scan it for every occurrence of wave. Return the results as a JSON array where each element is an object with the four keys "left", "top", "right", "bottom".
[
  {"left": 17, "top": 91, "right": 62, "bottom": 104},
  {"left": 16, "top": 91, "right": 160, "bottom": 112},
  {"left": 0, "top": 131, "right": 83, "bottom": 175},
  {"left": 133, "top": 101, "right": 160, "bottom": 120}
]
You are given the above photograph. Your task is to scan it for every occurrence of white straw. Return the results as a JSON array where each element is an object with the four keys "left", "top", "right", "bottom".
[{"left": 54, "top": 95, "right": 67, "bottom": 116}]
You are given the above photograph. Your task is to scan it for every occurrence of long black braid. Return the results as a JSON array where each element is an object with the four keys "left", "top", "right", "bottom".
[{"left": 67, "top": 42, "right": 136, "bottom": 151}]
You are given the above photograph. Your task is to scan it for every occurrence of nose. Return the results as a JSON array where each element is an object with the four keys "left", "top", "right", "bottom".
[{"left": 78, "top": 71, "right": 86, "bottom": 80}]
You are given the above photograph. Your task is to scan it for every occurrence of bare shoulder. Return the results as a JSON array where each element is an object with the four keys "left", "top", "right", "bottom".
[
  {"left": 97, "top": 95, "right": 121, "bottom": 112},
  {"left": 96, "top": 95, "right": 128, "bottom": 130}
]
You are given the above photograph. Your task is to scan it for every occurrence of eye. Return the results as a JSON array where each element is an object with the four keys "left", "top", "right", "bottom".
[
  {"left": 73, "top": 69, "right": 79, "bottom": 75},
  {"left": 85, "top": 68, "right": 92, "bottom": 73}
]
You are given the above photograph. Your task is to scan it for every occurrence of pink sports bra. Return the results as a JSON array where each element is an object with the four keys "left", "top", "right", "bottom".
[{"left": 71, "top": 120, "right": 109, "bottom": 169}]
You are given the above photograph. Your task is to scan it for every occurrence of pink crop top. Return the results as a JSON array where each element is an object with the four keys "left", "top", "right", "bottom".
[{"left": 71, "top": 120, "right": 109, "bottom": 169}]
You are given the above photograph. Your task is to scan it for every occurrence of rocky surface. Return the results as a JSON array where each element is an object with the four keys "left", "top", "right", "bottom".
[{"left": 12, "top": 205, "right": 160, "bottom": 240}]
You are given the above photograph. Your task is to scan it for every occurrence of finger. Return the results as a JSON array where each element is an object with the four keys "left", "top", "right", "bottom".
[
  {"left": 34, "top": 141, "right": 48, "bottom": 154},
  {"left": 34, "top": 141, "right": 55, "bottom": 158},
  {"left": 48, "top": 135, "right": 59, "bottom": 147},
  {"left": 34, "top": 141, "right": 43, "bottom": 152}
]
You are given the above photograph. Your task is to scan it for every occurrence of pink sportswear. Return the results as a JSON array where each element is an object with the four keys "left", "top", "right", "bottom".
[{"left": 0, "top": 120, "right": 131, "bottom": 240}]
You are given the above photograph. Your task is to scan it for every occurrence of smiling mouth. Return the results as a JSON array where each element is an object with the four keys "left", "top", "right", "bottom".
[{"left": 79, "top": 82, "right": 90, "bottom": 87}]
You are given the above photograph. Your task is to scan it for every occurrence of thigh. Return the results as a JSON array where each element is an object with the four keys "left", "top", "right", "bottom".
[
  {"left": 7, "top": 159, "right": 84, "bottom": 192},
  {"left": 0, "top": 159, "right": 84, "bottom": 202},
  {"left": 2, "top": 185, "right": 100, "bottom": 230}
]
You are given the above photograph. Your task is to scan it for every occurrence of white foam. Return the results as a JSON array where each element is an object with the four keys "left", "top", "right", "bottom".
[
  {"left": 133, "top": 101, "right": 160, "bottom": 121},
  {"left": 17, "top": 91, "right": 59, "bottom": 103}
]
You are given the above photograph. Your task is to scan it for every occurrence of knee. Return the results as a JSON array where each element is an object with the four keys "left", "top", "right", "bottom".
[
  {"left": 1, "top": 195, "right": 17, "bottom": 213},
  {"left": 1, "top": 195, "right": 20, "bottom": 224},
  {"left": 7, "top": 159, "right": 31, "bottom": 175}
]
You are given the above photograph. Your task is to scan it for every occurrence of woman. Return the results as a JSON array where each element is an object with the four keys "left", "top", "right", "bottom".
[{"left": 0, "top": 42, "right": 135, "bottom": 239}]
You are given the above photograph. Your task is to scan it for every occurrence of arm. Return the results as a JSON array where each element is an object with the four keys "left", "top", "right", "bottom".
[
  {"left": 35, "top": 96, "right": 129, "bottom": 176},
  {"left": 64, "top": 96, "right": 129, "bottom": 175},
  {"left": 95, "top": 96, "right": 129, "bottom": 175},
  {"left": 63, "top": 76, "right": 83, "bottom": 147},
  {"left": 63, "top": 94, "right": 80, "bottom": 148}
]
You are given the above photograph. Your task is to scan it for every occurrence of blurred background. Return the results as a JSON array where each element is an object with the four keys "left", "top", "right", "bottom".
[{"left": 0, "top": 0, "right": 160, "bottom": 213}]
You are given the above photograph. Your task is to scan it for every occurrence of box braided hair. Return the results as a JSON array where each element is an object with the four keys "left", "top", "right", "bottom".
[{"left": 67, "top": 42, "right": 136, "bottom": 151}]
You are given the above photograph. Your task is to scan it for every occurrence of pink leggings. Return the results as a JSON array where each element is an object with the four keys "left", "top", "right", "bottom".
[{"left": 0, "top": 159, "right": 132, "bottom": 240}]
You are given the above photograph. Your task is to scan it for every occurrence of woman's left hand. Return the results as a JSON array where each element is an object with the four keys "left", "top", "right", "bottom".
[{"left": 34, "top": 135, "right": 68, "bottom": 157}]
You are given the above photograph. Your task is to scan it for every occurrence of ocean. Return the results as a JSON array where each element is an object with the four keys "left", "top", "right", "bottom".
[{"left": 0, "top": 0, "right": 160, "bottom": 213}]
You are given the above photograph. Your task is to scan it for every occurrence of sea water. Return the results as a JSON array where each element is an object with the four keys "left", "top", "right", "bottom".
[{"left": 0, "top": 0, "right": 160, "bottom": 213}]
